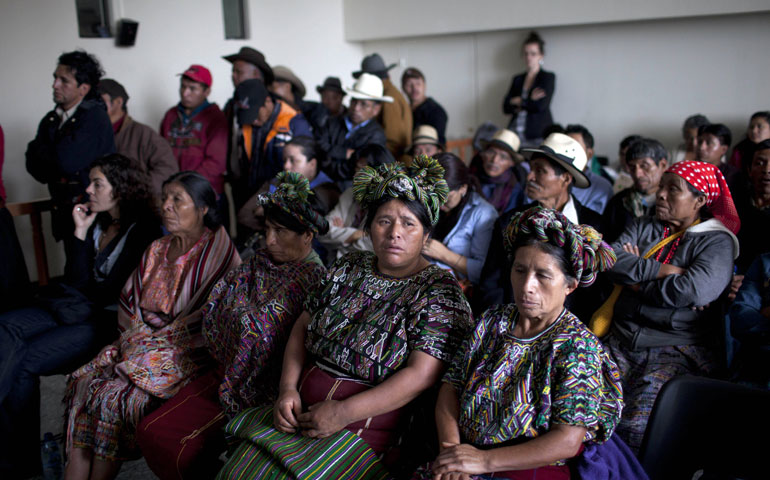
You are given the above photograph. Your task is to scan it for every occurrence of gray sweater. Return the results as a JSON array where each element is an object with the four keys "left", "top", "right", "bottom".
[{"left": 607, "top": 216, "right": 737, "bottom": 350}]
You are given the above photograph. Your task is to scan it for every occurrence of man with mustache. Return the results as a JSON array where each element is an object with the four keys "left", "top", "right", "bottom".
[
  {"left": 26, "top": 50, "right": 115, "bottom": 242},
  {"left": 475, "top": 133, "right": 603, "bottom": 314},
  {"left": 602, "top": 137, "right": 668, "bottom": 244}
]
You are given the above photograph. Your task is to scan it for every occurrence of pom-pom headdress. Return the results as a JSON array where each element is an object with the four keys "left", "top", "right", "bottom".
[
  {"left": 504, "top": 206, "right": 616, "bottom": 287},
  {"left": 352, "top": 155, "right": 449, "bottom": 225},
  {"left": 257, "top": 171, "right": 329, "bottom": 234}
]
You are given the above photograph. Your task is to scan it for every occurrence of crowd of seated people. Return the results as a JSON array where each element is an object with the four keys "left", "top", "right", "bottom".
[{"left": 0, "top": 40, "right": 768, "bottom": 480}]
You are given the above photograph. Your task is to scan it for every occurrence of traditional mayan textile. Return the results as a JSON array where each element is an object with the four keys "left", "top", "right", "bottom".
[
  {"left": 216, "top": 406, "right": 391, "bottom": 480},
  {"left": 444, "top": 304, "right": 623, "bottom": 456},
  {"left": 603, "top": 333, "right": 717, "bottom": 453},
  {"left": 64, "top": 227, "right": 240, "bottom": 460},
  {"left": 203, "top": 249, "right": 326, "bottom": 416},
  {"left": 305, "top": 251, "right": 473, "bottom": 384}
]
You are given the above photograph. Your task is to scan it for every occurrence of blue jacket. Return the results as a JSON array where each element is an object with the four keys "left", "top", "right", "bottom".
[
  {"left": 432, "top": 192, "right": 498, "bottom": 284},
  {"left": 572, "top": 170, "right": 613, "bottom": 214},
  {"left": 727, "top": 253, "right": 770, "bottom": 385}
]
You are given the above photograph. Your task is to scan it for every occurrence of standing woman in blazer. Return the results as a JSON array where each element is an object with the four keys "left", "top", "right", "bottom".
[{"left": 502, "top": 31, "right": 555, "bottom": 147}]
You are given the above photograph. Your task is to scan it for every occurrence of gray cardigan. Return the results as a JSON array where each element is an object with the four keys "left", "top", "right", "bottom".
[{"left": 607, "top": 216, "right": 738, "bottom": 350}]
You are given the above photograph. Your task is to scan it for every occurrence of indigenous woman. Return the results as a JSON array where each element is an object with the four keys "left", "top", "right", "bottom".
[
  {"left": 217, "top": 156, "right": 473, "bottom": 479},
  {"left": 0, "top": 154, "right": 160, "bottom": 478},
  {"left": 136, "top": 172, "right": 329, "bottom": 479},
  {"left": 420, "top": 206, "right": 622, "bottom": 480},
  {"left": 63, "top": 171, "right": 240, "bottom": 480},
  {"left": 597, "top": 161, "right": 740, "bottom": 452},
  {"left": 423, "top": 152, "right": 498, "bottom": 287}
]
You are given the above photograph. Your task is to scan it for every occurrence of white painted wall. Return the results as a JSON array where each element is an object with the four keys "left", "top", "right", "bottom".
[
  {"left": 344, "top": 0, "right": 770, "bottom": 41},
  {"left": 0, "top": 0, "right": 363, "bottom": 278},
  {"left": 363, "top": 12, "right": 770, "bottom": 161}
]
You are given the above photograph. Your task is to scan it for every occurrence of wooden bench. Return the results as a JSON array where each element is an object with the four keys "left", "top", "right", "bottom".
[
  {"left": 6, "top": 199, "right": 53, "bottom": 286},
  {"left": 445, "top": 137, "right": 474, "bottom": 165}
]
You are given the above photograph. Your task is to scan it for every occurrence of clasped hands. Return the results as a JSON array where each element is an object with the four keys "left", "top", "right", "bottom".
[
  {"left": 273, "top": 388, "right": 349, "bottom": 438},
  {"left": 431, "top": 442, "right": 490, "bottom": 480}
]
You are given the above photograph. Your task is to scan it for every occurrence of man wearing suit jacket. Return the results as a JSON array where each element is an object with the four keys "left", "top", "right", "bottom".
[{"left": 475, "top": 133, "right": 604, "bottom": 316}]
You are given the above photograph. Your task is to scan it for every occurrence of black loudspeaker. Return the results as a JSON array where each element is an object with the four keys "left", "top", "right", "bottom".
[{"left": 116, "top": 19, "right": 139, "bottom": 46}]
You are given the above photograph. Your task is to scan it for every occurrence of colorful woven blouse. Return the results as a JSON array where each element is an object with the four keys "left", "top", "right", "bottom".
[
  {"left": 203, "top": 249, "right": 326, "bottom": 416},
  {"left": 445, "top": 304, "right": 623, "bottom": 448},
  {"left": 305, "top": 251, "right": 473, "bottom": 384}
]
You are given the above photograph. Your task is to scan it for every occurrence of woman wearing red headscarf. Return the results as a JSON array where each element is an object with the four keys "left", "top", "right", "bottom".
[{"left": 592, "top": 161, "right": 740, "bottom": 453}]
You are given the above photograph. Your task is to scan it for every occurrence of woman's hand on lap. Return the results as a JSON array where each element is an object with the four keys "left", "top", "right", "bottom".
[
  {"left": 274, "top": 389, "right": 302, "bottom": 433},
  {"left": 432, "top": 443, "right": 489, "bottom": 476},
  {"left": 297, "top": 399, "right": 348, "bottom": 438}
]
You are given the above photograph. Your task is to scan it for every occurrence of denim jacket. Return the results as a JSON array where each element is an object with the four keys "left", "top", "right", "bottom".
[{"left": 432, "top": 192, "right": 498, "bottom": 284}]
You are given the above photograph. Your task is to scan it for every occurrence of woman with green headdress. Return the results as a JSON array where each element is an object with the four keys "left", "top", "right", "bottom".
[
  {"left": 135, "top": 171, "right": 330, "bottom": 479},
  {"left": 417, "top": 206, "right": 625, "bottom": 480},
  {"left": 216, "top": 156, "right": 474, "bottom": 479}
]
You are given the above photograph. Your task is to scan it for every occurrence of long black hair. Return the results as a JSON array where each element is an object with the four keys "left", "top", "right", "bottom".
[{"left": 162, "top": 171, "right": 221, "bottom": 230}]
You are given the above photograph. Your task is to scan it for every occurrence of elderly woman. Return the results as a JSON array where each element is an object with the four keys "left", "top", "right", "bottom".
[
  {"left": 217, "top": 156, "right": 473, "bottom": 479},
  {"left": 63, "top": 171, "right": 240, "bottom": 480},
  {"left": 135, "top": 172, "right": 329, "bottom": 479},
  {"left": 423, "top": 152, "right": 498, "bottom": 287},
  {"left": 0, "top": 154, "right": 160, "bottom": 479},
  {"left": 417, "top": 207, "right": 622, "bottom": 480},
  {"left": 317, "top": 143, "right": 395, "bottom": 260},
  {"left": 594, "top": 161, "right": 740, "bottom": 452}
]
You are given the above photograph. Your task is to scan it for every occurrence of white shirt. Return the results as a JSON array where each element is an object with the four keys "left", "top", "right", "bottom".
[
  {"left": 55, "top": 100, "right": 82, "bottom": 129},
  {"left": 561, "top": 195, "right": 579, "bottom": 225}
]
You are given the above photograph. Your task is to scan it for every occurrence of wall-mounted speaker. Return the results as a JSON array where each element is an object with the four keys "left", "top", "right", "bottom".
[{"left": 116, "top": 19, "right": 139, "bottom": 47}]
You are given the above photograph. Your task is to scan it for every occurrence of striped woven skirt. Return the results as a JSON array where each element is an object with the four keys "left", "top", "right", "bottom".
[
  {"left": 604, "top": 333, "right": 717, "bottom": 453},
  {"left": 216, "top": 406, "right": 391, "bottom": 479},
  {"left": 216, "top": 364, "right": 407, "bottom": 479}
]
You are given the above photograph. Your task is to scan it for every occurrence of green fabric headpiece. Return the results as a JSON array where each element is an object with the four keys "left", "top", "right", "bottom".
[
  {"left": 257, "top": 171, "right": 329, "bottom": 234},
  {"left": 352, "top": 155, "right": 449, "bottom": 225}
]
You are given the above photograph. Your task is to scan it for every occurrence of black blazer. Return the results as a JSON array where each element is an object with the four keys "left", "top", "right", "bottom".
[
  {"left": 316, "top": 116, "right": 387, "bottom": 182},
  {"left": 502, "top": 70, "right": 555, "bottom": 140}
]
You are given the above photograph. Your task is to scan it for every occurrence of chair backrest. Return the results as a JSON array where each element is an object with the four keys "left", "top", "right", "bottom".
[
  {"left": 6, "top": 199, "right": 53, "bottom": 285},
  {"left": 638, "top": 375, "right": 770, "bottom": 480},
  {"left": 445, "top": 138, "right": 474, "bottom": 165}
]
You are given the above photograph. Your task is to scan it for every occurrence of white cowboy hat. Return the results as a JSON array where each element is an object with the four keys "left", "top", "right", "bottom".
[
  {"left": 344, "top": 73, "right": 393, "bottom": 103},
  {"left": 522, "top": 133, "right": 591, "bottom": 188}
]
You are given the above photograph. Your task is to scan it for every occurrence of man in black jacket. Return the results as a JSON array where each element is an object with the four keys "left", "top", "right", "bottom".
[
  {"left": 603, "top": 137, "right": 668, "bottom": 244},
  {"left": 475, "top": 132, "right": 604, "bottom": 317},
  {"left": 316, "top": 73, "right": 390, "bottom": 183},
  {"left": 26, "top": 50, "right": 115, "bottom": 241}
]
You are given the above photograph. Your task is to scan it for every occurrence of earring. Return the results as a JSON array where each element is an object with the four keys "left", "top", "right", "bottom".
[{"left": 539, "top": 59, "right": 544, "bottom": 66}]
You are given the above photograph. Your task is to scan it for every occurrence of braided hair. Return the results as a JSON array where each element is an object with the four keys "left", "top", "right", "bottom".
[{"left": 504, "top": 206, "right": 616, "bottom": 287}]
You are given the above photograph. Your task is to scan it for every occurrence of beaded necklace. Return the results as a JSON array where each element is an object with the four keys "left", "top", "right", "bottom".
[{"left": 654, "top": 226, "right": 682, "bottom": 264}]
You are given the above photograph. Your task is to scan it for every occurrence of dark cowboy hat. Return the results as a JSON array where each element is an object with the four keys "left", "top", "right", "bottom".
[
  {"left": 223, "top": 47, "right": 274, "bottom": 85},
  {"left": 316, "top": 76, "right": 346, "bottom": 96},
  {"left": 352, "top": 53, "right": 397, "bottom": 79},
  {"left": 272, "top": 66, "right": 306, "bottom": 99}
]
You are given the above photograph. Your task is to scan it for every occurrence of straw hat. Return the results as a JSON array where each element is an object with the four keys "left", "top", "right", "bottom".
[
  {"left": 522, "top": 133, "right": 591, "bottom": 188},
  {"left": 344, "top": 73, "right": 393, "bottom": 103}
]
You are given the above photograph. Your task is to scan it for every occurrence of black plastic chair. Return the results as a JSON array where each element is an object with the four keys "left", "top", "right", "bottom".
[{"left": 638, "top": 375, "right": 770, "bottom": 480}]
